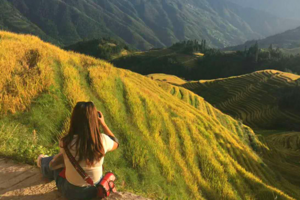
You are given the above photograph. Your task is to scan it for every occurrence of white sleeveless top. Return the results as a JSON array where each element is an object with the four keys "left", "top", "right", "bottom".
[{"left": 61, "top": 134, "right": 115, "bottom": 187}]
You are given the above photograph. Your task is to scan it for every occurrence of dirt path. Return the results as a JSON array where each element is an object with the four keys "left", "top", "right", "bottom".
[{"left": 0, "top": 158, "right": 151, "bottom": 200}]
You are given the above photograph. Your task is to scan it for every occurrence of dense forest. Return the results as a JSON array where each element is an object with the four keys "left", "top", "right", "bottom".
[
  {"left": 64, "top": 38, "right": 132, "bottom": 60},
  {"left": 113, "top": 41, "right": 300, "bottom": 80}
]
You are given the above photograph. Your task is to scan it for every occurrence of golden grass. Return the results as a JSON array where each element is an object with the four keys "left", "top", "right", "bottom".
[
  {"left": 0, "top": 31, "right": 299, "bottom": 199},
  {"left": 194, "top": 52, "right": 205, "bottom": 57},
  {"left": 0, "top": 34, "right": 54, "bottom": 114},
  {"left": 147, "top": 73, "right": 187, "bottom": 85}
]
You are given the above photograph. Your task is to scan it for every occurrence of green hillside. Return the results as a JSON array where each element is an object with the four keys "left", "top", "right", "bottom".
[
  {"left": 114, "top": 41, "right": 300, "bottom": 83},
  {"left": 64, "top": 38, "right": 132, "bottom": 61},
  {"left": 1, "top": 31, "right": 300, "bottom": 199},
  {"left": 0, "top": 0, "right": 56, "bottom": 44},
  {"left": 181, "top": 70, "right": 300, "bottom": 130},
  {"left": 113, "top": 42, "right": 205, "bottom": 77},
  {"left": 2, "top": 0, "right": 300, "bottom": 50}
]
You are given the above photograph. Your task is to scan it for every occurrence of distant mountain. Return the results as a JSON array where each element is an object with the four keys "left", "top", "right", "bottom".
[
  {"left": 1, "top": 0, "right": 300, "bottom": 50},
  {"left": 225, "top": 26, "right": 300, "bottom": 51},
  {"left": 0, "top": 0, "right": 57, "bottom": 44},
  {"left": 227, "top": 0, "right": 300, "bottom": 20}
]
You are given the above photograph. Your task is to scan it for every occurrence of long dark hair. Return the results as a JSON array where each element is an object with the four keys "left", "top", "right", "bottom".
[{"left": 62, "top": 102, "right": 105, "bottom": 167}]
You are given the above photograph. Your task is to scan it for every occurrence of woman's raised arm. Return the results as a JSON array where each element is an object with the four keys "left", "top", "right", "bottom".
[{"left": 98, "top": 111, "right": 119, "bottom": 151}]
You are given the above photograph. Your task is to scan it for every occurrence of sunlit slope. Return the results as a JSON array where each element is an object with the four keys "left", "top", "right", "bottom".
[
  {"left": 182, "top": 70, "right": 300, "bottom": 130},
  {"left": 0, "top": 31, "right": 298, "bottom": 200},
  {"left": 147, "top": 74, "right": 187, "bottom": 85},
  {"left": 156, "top": 79, "right": 300, "bottom": 199}
]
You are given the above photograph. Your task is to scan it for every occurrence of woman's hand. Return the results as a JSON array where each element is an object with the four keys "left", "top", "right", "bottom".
[
  {"left": 98, "top": 111, "right": 106, "bottom": 126},
  {"left": 49, "top": 153, "right": 65, "bottom": 170}
]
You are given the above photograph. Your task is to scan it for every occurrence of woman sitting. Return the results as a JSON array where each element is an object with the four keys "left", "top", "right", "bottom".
[{"left": 37, "top": 102, "right": 119, "bottom": 200}]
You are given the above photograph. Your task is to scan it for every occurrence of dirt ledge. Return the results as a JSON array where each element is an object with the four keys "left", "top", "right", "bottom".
[{"left": 0, "top": 158, "right": 151, "bottom": 200}]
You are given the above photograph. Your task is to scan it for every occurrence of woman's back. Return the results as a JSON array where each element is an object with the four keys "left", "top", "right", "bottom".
[
  {"left": 38, "top": 101, "right": 119, "bottom": 200},
  {"left": 62, "top": 134, "right": 115, "bottom": 187}
]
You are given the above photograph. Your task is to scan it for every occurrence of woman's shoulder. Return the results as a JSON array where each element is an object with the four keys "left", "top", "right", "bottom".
[{"left": 100, "top": 134, "right": 115, "bottom": 153}]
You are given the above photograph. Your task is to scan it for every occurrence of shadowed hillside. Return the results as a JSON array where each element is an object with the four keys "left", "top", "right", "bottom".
[
  {"left": 181, "top": 70, "right": 300, "bottom": 130},
  {"left": 2, "top": 0, "right": 300, "bottom": 49},
  {"left": 113, "top": 40, "right": 300, "bottom": 82},
  {"left": 258, "top": 130, "right": 300, "bottom": 188},
  {"left": 113, "top": 40, "right": 208, "bottom": 77},
  {"left": 64, "top": 38, "right": 132, "bottom": 61},
  {"left": 0, "top": 31, "right": 300, "bottom": 199}
]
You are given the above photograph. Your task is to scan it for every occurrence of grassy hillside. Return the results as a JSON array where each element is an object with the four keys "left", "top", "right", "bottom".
[
  {"left": 0, "top": 31, "right": 300, "bottom": 199},
  {"left": 182, "top": 70, "right": 300, "bottom": 130},
  {"left": 157, "top": 79, "right": 300, "bottom": 199},
  {"left": 2, "top": 0, "right": 300, "bottom": 50}
]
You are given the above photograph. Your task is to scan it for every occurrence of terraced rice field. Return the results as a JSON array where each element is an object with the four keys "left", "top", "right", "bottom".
[
  {"left": 258, "top": 130, "right": 300, "bottom": 189},
  {"left": 181, "top": 70, "right": 300, "bottom": 129},
  {"left": 157, "top": 80, "right": 300, "bottom": 199}
]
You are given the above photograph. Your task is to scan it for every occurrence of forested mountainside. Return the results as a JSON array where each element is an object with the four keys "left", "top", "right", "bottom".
[
  {"left": 227, "top": 0, "right": 300, "bottom": 20},
  {"left": 1, "top": 0, "right": 300, "bottom": 50},
  {"left": 225, "top": 26, "right": 300, "bottom": 51},
  {"left": 113, "top": 40, "right": 300, "bottom": 81},
  {"left": 64, "top": 38, "right": 132, "bottom": 61},
  {"left": 1, "top": 31, "right": 300, "bottom": 199}
]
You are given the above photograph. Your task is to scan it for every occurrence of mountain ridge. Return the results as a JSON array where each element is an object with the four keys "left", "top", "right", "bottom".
[{"left": 1, "top": 0, "right": 300, "bottom": 50}]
